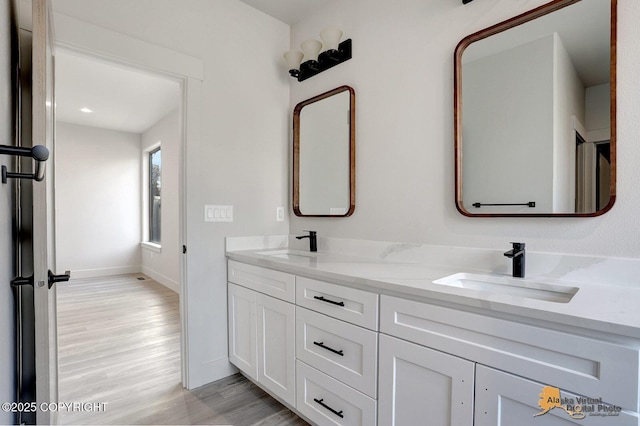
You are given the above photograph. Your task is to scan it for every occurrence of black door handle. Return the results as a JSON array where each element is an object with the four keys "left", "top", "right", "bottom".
[{"left": 48, "top": 270, "right": 71, "bottom": 289}]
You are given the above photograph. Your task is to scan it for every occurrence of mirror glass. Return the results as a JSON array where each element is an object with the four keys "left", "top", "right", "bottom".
[
  {"left": 293, "top": 86, "right": 355, "bottom": 217},
  {"left": 455, "top": 0, "right": 616, "bottom": 216}
]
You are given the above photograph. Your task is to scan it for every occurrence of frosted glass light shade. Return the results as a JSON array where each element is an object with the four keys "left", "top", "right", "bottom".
[
  {"left": 301, "top": 39, "right": 322, "bottom": 62},
  {"left": 320, "top": 27, "right": 343, "bottom": 52},
  {"left": 283, "top": 50, "right": 303, "bottom": 71}
]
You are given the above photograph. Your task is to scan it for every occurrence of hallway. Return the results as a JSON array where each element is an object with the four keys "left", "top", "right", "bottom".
[{"left": 56, "top": 274, "right": 306, "bottom": 425}]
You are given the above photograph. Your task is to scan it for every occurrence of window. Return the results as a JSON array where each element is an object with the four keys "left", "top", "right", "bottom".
[{"left": 149, "top": 147, "right": 161, "bottom": 244}]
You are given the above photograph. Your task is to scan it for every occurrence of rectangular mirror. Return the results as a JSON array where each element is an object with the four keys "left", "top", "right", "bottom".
[
  {"left": 455, "top": 0, "right": 616, "bottom": 217},
  {"left": 293, "top": 86, "right": 355, "bottom": 217}
]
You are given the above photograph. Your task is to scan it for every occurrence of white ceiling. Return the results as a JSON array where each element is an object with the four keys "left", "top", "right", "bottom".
[
  {"left": 53, "top": 0, "right": 319, "bottom": 135},
  {"left": 55, "top": 50, "right": 181, "bottom": 134},
  {"left": 54, "top": 0, "right": 609, "bottom": 134},
  {"left": 237, "top": 0, "right": 331, "bottom": 25},
  {"left": 462, "top": 0, "right": 610, "bottom": 87}
]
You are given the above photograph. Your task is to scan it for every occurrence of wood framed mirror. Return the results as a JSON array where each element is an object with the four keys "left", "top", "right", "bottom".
[
  {"left": 454, "top": 0, "right": 616, "bottom": 217},
  {"left": 293, "top": 85, "right": 355, "bottom": 217}
]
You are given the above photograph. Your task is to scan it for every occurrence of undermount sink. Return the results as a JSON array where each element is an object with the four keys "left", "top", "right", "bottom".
[
  {"left": 256, "top": 249, "right": 318, "bottom": 260},
  {"left": 433, "top": 273, "right": 578, "bottom": 303}
]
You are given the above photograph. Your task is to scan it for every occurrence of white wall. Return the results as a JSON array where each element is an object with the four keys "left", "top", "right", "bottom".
[
  {"left": 553, "top": 33, "right": 584, "bottom": 213},
  {"left": 290, "top": 0, "right": 640, "bottom": 259},
  {"left": 51, "top": 0, "right": 291, "bottom": 387},
  {"left": 463, "top": 35, "right": 554, "bottom": 213},
  {"left": 141, "top": 110, "right": 180, "bottom": 292},
  {"left": 585, "top": 83, "right": 611, "bottom": 140},
  {"left": 55, "top": 122, "right": 142, "bottom": 277},
  {"left": 0, "top": 1, "right": 16, "bottom": 423}
]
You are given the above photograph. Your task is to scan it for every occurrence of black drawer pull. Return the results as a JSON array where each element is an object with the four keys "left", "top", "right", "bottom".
[
  {"left": 313, "top": 295, "right": 345, "bottom": 306},
  {"left": 313, "top": 341, "right": 344, "bottom": 356},
  {"left": 313, "top": 398, "right": 344, "bottom": 418}
]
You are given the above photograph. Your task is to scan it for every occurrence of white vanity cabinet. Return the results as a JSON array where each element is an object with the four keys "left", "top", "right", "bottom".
[
  {"left": 227, "top": 256, "right": 640, "bottom": 426},
  {"left": 227, "top": 261, "right": 296, "bottom": 406},
  {"left": 227, "top": 260, "right": 380, "bottom": 425},
  {"left": 379, "top": 295, "right": 640, "bottom": 426}
]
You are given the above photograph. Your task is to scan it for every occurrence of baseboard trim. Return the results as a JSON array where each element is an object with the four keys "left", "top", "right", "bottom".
[
  {"left": 187, "top": 357, "right": 238, "bottom": 390},
  {"left": 68, "top": 266, "right": 141, "bottom": 279},
  {"left": 141, "top": 266, "right": 180, "bottom": 293}
]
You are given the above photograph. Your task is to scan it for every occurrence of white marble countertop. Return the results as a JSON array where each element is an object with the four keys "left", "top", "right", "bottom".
[{"left": 226, "top": 237, "right": 640, "bottom": 341}]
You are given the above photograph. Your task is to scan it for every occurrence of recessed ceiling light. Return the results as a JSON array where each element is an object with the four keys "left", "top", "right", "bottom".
[{"left": 80, "top": 107, "right": 93, "bottom": 113}]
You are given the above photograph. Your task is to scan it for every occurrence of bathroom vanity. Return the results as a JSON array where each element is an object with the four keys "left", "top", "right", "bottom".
[
  {"left": 225, "top": 0, "right": 626, "bottom": 423},
  {"left": 226, "top": 237, "right": 640, "bottom": 425}
]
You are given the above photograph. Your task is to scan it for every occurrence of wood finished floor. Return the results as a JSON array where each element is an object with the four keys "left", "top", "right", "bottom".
[{"left": 56, "top": 274, "right": 308, "bottom": 425}]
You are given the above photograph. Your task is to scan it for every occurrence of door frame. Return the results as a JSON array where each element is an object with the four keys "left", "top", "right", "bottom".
[
  {"left": 30, "top": 0, "right": 57, "bottom": 423},
  {"left": 52, "top": 13, "right": 204, "bottom": 388}
]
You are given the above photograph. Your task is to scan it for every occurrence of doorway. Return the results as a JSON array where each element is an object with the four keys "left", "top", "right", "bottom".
[
  {"left": 594, "top": 141, "right": 611, "bottom": 211},
  {"left": 575, "top": 131, "right": 611, "bottom": 213},
  {"left": 53, "top": 49, "right": 185, "bottom": 418}
]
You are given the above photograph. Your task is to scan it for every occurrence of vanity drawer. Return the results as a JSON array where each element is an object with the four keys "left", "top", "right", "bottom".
[
  {"left": 296, "top": 360, "right": 377, "bottom": 426},
  {"left": 380, "top": 295, "right": 640, "bottom": 411},
  {"left": 228, "top": 260, "right": 295, "bottom": 303},
  {"left": 296, "top": 276, "right": 378, "bottom": 330},
  {"left": 296, "top": 307, "right": 378, "bottom": 398}
]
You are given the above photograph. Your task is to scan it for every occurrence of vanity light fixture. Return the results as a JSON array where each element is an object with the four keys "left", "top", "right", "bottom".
[{"left": 283, "top": 27, "right": 352, "bottom": 82}]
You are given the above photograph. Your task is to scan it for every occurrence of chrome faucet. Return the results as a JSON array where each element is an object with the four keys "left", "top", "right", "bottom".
[
  {"left": 504, "top": 242, "right": 525, "bottom": 278},
  {"left": 296, "top": 230, "right": 317, "bottom": 252}
]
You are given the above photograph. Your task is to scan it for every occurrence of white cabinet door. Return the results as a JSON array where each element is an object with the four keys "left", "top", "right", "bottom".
[
  {"left": 296, "top": 306, "right": 378, "bottom": 398},
  {"left": 378, "top": 334, "right": 475, "bottom": 426},
  {"left": 228, "top": 283, "right": 258, "bottom": 380},
  {"left": 257, "top": 293, "right": 296, "bottom": 406},
  {"left": 296, "top": 361, "right": 377, "bottom": 426},
  {"left": 296, "top": 276, "right": 379, "bottom": 330},
  {"left": 228, "top": 281, "right": 296, "bottom": 406},
  {"left": 475, "top": 365, "right": 638, "bottom": 426}
]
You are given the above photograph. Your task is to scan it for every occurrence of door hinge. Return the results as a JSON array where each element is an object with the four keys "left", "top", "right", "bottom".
[{"left": 183, "top": 245, "right": 187, "bottom": 254}]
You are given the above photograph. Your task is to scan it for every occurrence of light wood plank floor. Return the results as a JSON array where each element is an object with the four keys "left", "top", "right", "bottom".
[{"left": 56, "top": 274, "right": 308, "bottom": 425}]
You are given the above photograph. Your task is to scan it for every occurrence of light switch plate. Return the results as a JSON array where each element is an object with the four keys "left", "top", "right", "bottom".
[
  {"left": 205, "top": 205, "right": 233, "bottom": 222},
  {"left": 276, "top": 206, "right": 285, "bottom": 222}
]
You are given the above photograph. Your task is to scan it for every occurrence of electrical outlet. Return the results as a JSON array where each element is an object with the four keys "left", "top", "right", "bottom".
[{"left": 276, "top": 206, "right": 285, "bottom": 222}]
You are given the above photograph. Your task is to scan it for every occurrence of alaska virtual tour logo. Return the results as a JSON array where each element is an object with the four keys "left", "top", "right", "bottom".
[{"left": 535, "top": 386, "right": 622, "bottom": 419}]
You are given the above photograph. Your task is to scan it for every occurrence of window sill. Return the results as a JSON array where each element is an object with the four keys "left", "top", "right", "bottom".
[{"left": 141, "top": 241, "right": 162, "bottom": 253}]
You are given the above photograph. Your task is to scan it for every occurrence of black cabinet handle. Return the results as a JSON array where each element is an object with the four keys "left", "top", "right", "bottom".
[
  {"left": 313, "top": 295, "right": 345, "bottom": 307},
  {"left": 313, "top": 341, "right": 344, "bottom": 356},
  {"left": 313, "top": 398, "right": 344, "bottom": 419}
]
